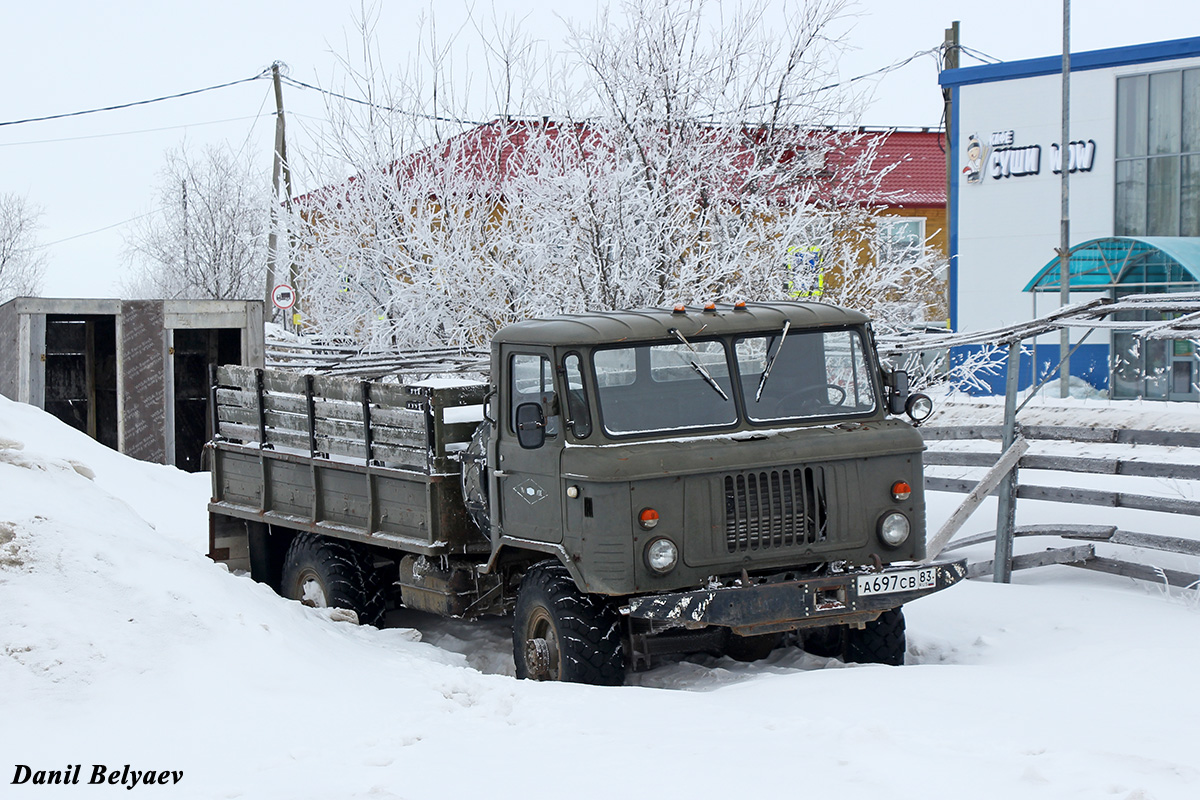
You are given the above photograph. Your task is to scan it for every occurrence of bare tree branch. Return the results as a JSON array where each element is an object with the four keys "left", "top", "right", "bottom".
[
  {"left": 121, "top": 143, "right": 269, "bottom": 300},
  {"left": 289, "top": 0, "right": 946, "bottom": 350},
  {"left": 0, "top": 193, "right": 47, "bottom": 303}
]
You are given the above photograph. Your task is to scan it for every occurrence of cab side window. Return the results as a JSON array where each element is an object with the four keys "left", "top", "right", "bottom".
[
  {"left": 510, "top": 354, "right": 559, "bottom": 438},
  {"left": 563, "top": 353, "right": 592, "bottom": 439}
]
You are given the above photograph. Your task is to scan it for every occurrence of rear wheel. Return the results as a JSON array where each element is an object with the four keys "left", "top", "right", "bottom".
[
  {"left": 801, "top": 624, "right": 846, "bottom": 658},
  {"left": 724, "top": 631, "right": 783, "bottom": 662},
  {"left": 845, "top": 607, "right": 906, "bottom": 666},
  {"left": 512, "top": 562, "right": 625, "bottom": 685},
  {"left": 280, "top": 533, "right": 386, "bottom": 627}
]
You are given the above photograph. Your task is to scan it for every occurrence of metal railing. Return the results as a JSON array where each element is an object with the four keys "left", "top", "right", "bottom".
[{"left": 922, "top": 425, "right": 1200, "bottom": 589}]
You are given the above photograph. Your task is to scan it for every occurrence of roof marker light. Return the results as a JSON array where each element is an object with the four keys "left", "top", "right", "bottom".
[
  {"left": 703, "top": 303, "right": 717, "bottom": 312},
  {"left": 673, "top": 305, "right": 687, "bottom": 314}
]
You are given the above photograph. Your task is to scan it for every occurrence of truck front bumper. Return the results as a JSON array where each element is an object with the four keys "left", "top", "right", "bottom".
[{"left": 623, "top": 559, "right": 968, "bottom": 636}]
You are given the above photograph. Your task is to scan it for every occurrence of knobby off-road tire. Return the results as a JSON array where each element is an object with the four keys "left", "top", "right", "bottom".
[
  {"left": 512, "top": 562, "right": 626, "bottom": 686},
  {"left": 845, "top": 606, "right": 906, "bottom": 666},
  {"left": 280, "top": 533, "right": 387, "bottom": 627}
]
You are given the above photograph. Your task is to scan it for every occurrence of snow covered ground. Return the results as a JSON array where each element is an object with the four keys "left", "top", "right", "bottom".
[{"left": 3, "top": 393, "right": 1199, "bottom": 799}]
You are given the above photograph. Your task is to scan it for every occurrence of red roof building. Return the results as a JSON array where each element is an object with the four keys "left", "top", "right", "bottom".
[
  {"left": 303, "top": 119, "right": 946, "bottom": 216},
  {"left": 296, "top": 119, "right": 948, "bottom": 322}
]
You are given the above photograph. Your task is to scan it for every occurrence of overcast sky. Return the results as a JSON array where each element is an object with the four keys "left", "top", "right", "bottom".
[{"left": 3, "top": 0, "right": 1198, "bottom": 299}]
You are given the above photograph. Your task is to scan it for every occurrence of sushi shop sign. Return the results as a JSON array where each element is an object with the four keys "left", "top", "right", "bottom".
[{"left": 962, "top": 129, "right": 1097, "bottom": 185}]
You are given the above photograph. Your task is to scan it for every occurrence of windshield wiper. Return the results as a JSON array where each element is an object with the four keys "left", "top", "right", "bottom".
[
  {"left": 670, "top": 328, "right": 729, "bottom": 401},
  {"left": 755, "top": 319, "right": 791, "bottom": 402}
]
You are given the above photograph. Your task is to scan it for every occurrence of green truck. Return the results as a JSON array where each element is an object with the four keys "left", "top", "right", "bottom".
[{"left": 208, "top": 301, "right": 965, "bottom": 684}]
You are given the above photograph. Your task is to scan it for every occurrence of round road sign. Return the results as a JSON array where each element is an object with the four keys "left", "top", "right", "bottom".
[{"left": 272, "top": 284, "right": 296, "bottom": 310}]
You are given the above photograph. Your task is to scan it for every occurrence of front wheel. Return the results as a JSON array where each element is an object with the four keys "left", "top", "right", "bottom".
[
  {"left": 512, "top": 562, "right": 626, "bottom": 685},
  {"left": 845, "top": 607, "right": 906, "bottom": 666}
]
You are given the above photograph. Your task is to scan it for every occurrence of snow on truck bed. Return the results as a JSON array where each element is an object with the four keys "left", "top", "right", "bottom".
[{"left": 2, "top": 393, "right": 1199, "bottom": 799}]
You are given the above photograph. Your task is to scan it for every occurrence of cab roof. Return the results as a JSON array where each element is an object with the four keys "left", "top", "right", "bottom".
[{"left": 492, "top": 301, "right": 871, "bottom": 347}]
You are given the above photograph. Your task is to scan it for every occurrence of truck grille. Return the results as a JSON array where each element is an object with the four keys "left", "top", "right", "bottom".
[{"left": 724, "top": 467, "right": 827, "bottom": 552}]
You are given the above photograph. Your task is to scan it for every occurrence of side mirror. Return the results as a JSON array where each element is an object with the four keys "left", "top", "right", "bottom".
[
  {"left": 515, "top": 402, "right": 547, "bottom": 449},
  {"left": 887, "top": 370, "right": 910, "bottom": 415}
]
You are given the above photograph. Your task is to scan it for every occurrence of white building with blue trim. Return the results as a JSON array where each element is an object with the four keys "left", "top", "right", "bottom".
[{"left": 940, "top": 36, "right": 1200, "bottom": 401}]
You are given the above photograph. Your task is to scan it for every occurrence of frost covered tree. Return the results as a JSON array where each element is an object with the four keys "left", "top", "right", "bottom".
[
  {"left": 291, "top": 0, "right": 945, "bottom": 350},
  {"left": 122, "top": 144, "right": 269, "bottom": 300},
  {"left": 0, "top": 192, "right": 47, "bottom": 303}
]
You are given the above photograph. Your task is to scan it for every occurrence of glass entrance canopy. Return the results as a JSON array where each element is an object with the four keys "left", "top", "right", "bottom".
[{"left": 1024, "top": 237, "right": 1200, "bottom": 293}]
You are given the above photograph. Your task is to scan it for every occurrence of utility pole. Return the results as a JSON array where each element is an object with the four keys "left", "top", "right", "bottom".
[
  {"left": 265, "top": 61, "right": 296, "bottom": 327},
  {"left": 181, "top": 178, "right": 189, "bottom": 275},
  {"left": 1058, "top": 1, "right": 1072, "bottom": 398},
  {"left": 943, "top": 21, "right": 959, "bottom": 331}
]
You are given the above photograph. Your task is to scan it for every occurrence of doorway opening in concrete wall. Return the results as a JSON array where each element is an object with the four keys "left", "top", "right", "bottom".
[
  {"left": 173, "top": 328, "right": 241, "bottom": 472},
  {"left": 44, "top": 314, "right": 119, "bottom": 449}
]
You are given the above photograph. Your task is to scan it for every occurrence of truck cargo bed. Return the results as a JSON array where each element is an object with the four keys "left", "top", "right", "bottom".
[{"left": 208, "top": 366, "right": 491, "bottom": 566}]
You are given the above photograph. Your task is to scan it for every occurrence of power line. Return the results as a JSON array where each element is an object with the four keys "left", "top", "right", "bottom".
[
  {"left": 811, "top": 47, "right": 943, "bottom": 95},
  {"left": 282, "top": 48, "right": 943, "bottom": 125},
  {"left": 35, "top": 210, "right": 158, "bottom": 248},
  {"left": 231, "top": 83, "right": 275, "bottom": 164},
  {"left": 33, "top": 101, "right": 275, "bottom": 251},
  {"left": 279, "top": 75, "right": 486, "bottom": 126},
  {"left": 721, "top": 46, "right": 943, "bottom": 119},
  {"left": 0, "top": 71, "right": 271, "bottom": 128},
  {"left": 959, "top": 45, "right": 1003, "bottom": 65},
  {"left": 0, "top": 114, "right": 274, "bottom": 147}
]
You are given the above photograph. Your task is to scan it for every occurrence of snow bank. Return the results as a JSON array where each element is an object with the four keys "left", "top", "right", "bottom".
[{"left": 3, "top": 395, "right": 1200, "bottom": 799}]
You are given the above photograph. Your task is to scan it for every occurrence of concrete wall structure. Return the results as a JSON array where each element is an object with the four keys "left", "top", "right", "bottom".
[{"left": 0, "top": 298, "right": 265, "bottom": 469}]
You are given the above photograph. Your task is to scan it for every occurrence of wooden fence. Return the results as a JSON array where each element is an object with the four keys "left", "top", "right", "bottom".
[{"left": 923, "top": 425, "right": 1200, "bottom": 589}]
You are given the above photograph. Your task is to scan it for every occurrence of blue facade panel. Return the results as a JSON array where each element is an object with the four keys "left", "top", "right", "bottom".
[
  {"left": 940, "top": 36, "right": 1200, "bottom": 88},
  {"left": 948, "top": 343, "right": 1110, "bottom": 396}
]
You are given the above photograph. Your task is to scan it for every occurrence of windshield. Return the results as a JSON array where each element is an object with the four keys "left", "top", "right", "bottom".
[
  {"left": 590, "top": 328, "right": 877, "bottom": 436},
  {"left": 594, "top": 340, "right": 737, "bottom": 435},
  {"left": 736, "top": 329, "right": 877, "bottom": 421}
]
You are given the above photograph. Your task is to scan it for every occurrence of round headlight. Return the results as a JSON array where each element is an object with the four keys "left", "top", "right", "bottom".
[
  {"left": 878, "top": 512, "right": 910, "bottom": 547},
  {"left": 645, "top": 538, "right": 679, "bottom": 574},
  {"left": 906, "top": 393, "right": 934, "bottom": 423}
]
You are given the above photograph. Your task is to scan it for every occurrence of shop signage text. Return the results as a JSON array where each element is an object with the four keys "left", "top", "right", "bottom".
[
  {"left": 989, "top": 144, "right": 1041, "bottom": 179},
  {"left": 1051, "top": 140, "right": 1097, "bottom": 174},
  {"left": 965, "top": 131, "right": 1099, "bottom": 184}
]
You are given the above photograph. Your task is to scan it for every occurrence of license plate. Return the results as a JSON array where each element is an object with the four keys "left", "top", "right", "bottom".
[{"left": 857, "top": 567, "right": 937, "bottom": 596}]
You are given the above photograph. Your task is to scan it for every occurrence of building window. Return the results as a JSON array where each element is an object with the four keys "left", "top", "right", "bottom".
[
  {"left": 1115, "top": 68, "right": 1200, "bottom": 236},
  {"left": 877, "top": 217, "right": 925, "bottom": 265}
]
